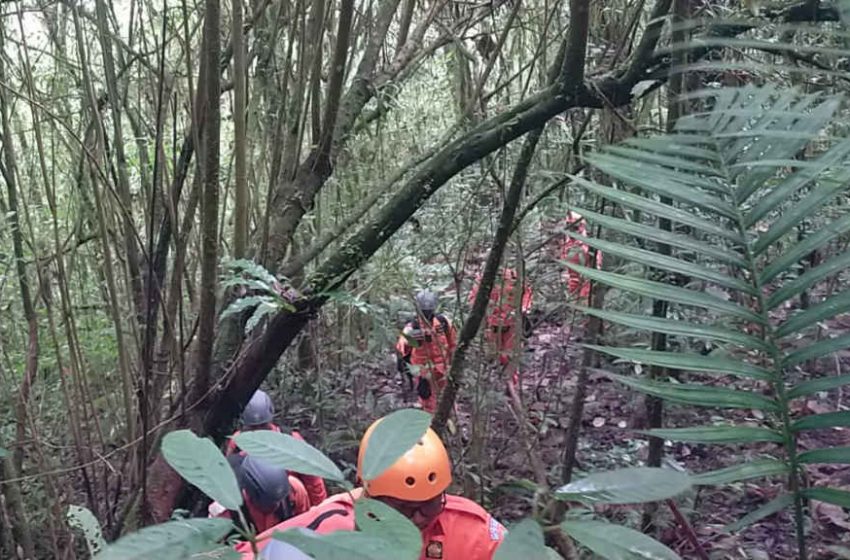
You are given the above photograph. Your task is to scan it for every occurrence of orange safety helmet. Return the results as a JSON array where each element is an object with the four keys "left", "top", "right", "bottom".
[
  {"left": 357, "top": 419, "right": 452, "bottom": 502},
  {"left": 566, "top": 210, "right": 584, "bottom": 224}
]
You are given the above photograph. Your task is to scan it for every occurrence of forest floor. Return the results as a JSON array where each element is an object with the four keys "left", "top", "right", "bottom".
[{"left": 285, "top": 308, "right": 850, "bottom": 560}]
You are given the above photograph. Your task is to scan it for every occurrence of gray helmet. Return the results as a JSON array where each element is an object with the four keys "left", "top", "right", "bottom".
[
  {"left": 241, "top": 455, "right": 291, "bottom": 513},
  {"left": 242, "top": 390, "right": 275, "bottom": 427},
  {"left": 415, "top": 289, "right": 438, "bottom": 313},
  {"left": 261, "top": 539, "right": 313, "bottom": 560}
]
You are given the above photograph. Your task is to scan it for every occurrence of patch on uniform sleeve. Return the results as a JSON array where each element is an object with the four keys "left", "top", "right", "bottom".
[
  {"left": 489, "top": 516, "right": 505, "bottom": 541},
  {"left": 426, "top": 540, "right": 443, "bottom": 559}
]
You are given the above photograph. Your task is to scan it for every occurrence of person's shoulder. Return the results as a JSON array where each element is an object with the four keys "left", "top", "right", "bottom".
[
  {"left": 443, "top": 495, "right": 492, "bottom": 523},
  {"left": 443, "top": 495, "right": 506, "bottom": 543}
]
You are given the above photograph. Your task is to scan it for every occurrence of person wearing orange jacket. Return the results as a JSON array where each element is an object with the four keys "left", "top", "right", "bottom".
[
  {"left": 225, "top": 390, "right": 328, "bottom": 506},
  {"left": 208, "top": 455, "right": 311, "bottom": 533},
  {"left": 468, "top": 267, "right": 532, "bottom": 386},
  {"left": 560, "top": 211, "right": 602, "bottom": 300},
  {"left": 396, "top": 290, "right": 458, "bottom": 413},
  {"left": 235, "top": 415, "right": 506, "bottom": 559}
]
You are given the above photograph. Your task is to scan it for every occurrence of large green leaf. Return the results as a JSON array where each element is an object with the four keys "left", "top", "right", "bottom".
[
  {"left": 577, "top": 308, "right": 769, "bottom": 351},
  {"left": 273, "top": 500, "right": 422, "bottom": 560},
  {"left": 567, "top": 263, "right": 762, "bottom": 323},
  {"left": 161, "top": 430, "right": 242, "bottom": 510},
  {"left": 639, "top": 425, "right": 783, "bottom": 444},
  {"left": 762, "top": 213, "right": 850, "bottom": 284},
  {"left": 572, "top": 232, "right": 755, "bottom": 295},
  {"left": 360, "top": 408, "right": 432, "bottom": 481},
  {"left": 562, "top": 520, "right": 681, "bottom": 560},
  {"left": 609, "top": 373, "right": 779, "bottom": 411},
  {"left": 494, "top": 519, "right": 548, "bottom": 560},
  {"left": 787, "top": 374, "right": 850, "bottom": 399},
  {"left": 354, "top": 498, "right": 422, "bottom": 558},
  {"left": 775, "top": 290, "right": 850, "bottom": 338},
  {"left": 94, "top": 518, "right": 233, "bottom": 560},
  {"left": 792, "top": 411, "right": 850, "bottom": 432},
  {"left": 586, "top": 152, "right": 735, "bottom": 218},
  {"left": 692, "top": 459, "right": 788, "bottom": 486},
  {"left": 603, "top": 144, "right": 722, "bottom": 179},
  {"left": 574, "top": 207, "right": 748, "bottom": 268},
  {"left": 569, "top": 176, "right": 743, "bottom": 243},
  {"left": 233, "top": 431, "right": 345, "bottom": 481},
  {"left": 587, "top": 345, "right": 772, "bottom": 380},
  {"left": 804, "top": 487, "right": 850, "bottom": 508},
  {"left": 745, "top": 138, "right": 850, "bottom": 228},
  {"left": 799, "top": 447, "right": 850, "bottom": 464},
  {"left": 555, "top": 467, "right": 691, "bottom": 504},
  {"left": 753, "top": 167, "right": 850, "bottom": 257},
  {"left": 67, "top": 505, "right": 106, "bottom": 555},
  {"left": 725, "top": 494, "right": 793, "bottom": 533},
  {"left": 767, "top": 251, "right": 850, "bottom": 310},
  {"left": 786, "top": 337, "right": 850, "bottom": 368},
  {"left": 622, "top": 135, "right": 718, "bottom": 162}
]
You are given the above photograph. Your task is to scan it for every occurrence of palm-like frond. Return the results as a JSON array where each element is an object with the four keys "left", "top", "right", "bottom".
[{"left": 572, "top": 84, "right": 850, "bottom": 549}]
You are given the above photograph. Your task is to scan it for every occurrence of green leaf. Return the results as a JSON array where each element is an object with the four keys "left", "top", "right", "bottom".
[
  {"left": 692, "top": 459, "right": 788, "bottom": 486},
  {"left": 804, "top": 487, "right": 850, "bottom": 508},
  {"left": 724, "top": 494, "right": 793, "bottom": 533},
  {"left": 792, "top": 411, "right": 850, "bottom": 432},
  {"left": 753, "top": 167, "right": 850, "bottom": 257},
  {"left": 354, "top": 498, "right": 422, "bottom": 558},
  {"left": 94, "top": 518, "right": 234, "bottom": 560},
  {"left": 245, "top": 301, "right": 282, "bottom": 334},
  {"left": 776, "top": 290, "right": 850, "bottom": 338},
  {"left": 562, "top": 520, "right": 681, "bottom": 560},
  {"left": 361, "top": 408, "right": 432, "bottom": 481},
  {"left": 586, "top": 152, "right": 736, "bottom": 218},
  {"left": 622, "top": 135, "right": 718, "bottom": 163},
  {"left": 575, "top": 207, "right": 748, "bottom": 268},
  {"left": 555, "top": 467, "right": 691, "bottom": 504},
  {"left": 587, "top": 345, "right": 772, "bottom": 380},
  {"left": 767, "top": 251, "right": 850, "bottom": 310},
  {"left": 609, "top": 373, "right": 779, "bottom": 411},
  {"left": 577, "top": 307, "right": 770, "bottom": 352},
  {"left": 567, "top": 263, "right": 762, "bottom": 323},
  {"left": 161, "top": 430, "right": 242, "bottom": 510},
  {"left": 220, "top": 295, "right": 267, "bottom": 319},
  {"left": 745, "top": 138, "right": 850, "bottom": 228},
  {"left": 787, "top": 374, "right": 850, "bottom": 399},
  {"left": 67, "top": 505, "right": 106, "bottom": 555},
  {"left": 495, "top": 519, "right": 548, "bottom": 560},
  {"left": 761, "top": 213, "right": 850, "bottom": 284},
  {"left": 571, "top": 232, "right": 755, "bottom": 295},
  {"left": 799, "top": 447, "right": 850, "bottom": 464},
  {"left": 0, "top": 447, "right": 7, "bottom": 458},
  {"left": 224, "top": 258, "right": 279, "bottom": 286},
  {"left": 603, "top": 144, "right": 722, "bottom": 179},
  {"left": 785, "top": 336, "right": 850, "bottom": 368},
  {"left": 570, "top": 176, "right": 743, "bottom": 243},
  {"left": 233, "top": 431, "right": 345, "bottom": 481},
  {"left": 273, "top": 508, "right": 420, "bottom": 560},
  {"left": 639, "top": 425, "right": 783, "bottom": 444}
]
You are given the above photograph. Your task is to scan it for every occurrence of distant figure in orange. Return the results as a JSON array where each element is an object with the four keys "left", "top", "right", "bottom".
[
  {"left": 396, "top": 290, "right": 458, "bottom": 412},
  {"left": 469, "top": 267, "right": 532, "bottom": 386},
  {"left": 560, "top": 211, "right": 602, "bottom": 300}
]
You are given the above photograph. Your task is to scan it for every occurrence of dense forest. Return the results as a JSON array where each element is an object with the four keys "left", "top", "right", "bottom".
[{"left": 2, "top": 0, "right": 850, "bottom": 558}]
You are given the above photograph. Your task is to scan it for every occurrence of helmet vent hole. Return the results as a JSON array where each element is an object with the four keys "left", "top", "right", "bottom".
[
  {"left": 428, "top": 472, "right": 437, "bottom": 483},
  {"left": 417, "top": 440, "right": 425, "bottom": 446},
  {"left": 405, "top": 476, "right": 416, "bottom": 487}
]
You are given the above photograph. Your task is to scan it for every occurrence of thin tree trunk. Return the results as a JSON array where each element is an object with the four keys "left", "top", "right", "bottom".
[
  {"left": 0, "top": 457, "right": 35, "bottom": 560},
  {"left": 232, "top": 0, "right": 249, "bottom": 257},
  {"left": 192, "top": 0, "right": 222, "bottom": 412}
]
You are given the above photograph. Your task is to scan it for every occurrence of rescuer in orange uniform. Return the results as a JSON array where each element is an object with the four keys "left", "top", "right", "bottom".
[
  {"left": 560, "top": 211, "right": 602, "bottom": 300},
  {"left": 469, "top": 267, "right": 532, "bottom": 386},
  {"left": 396, "top": 290, "right": 458, "bottom": 412},
  {"left": 208, "top": 455, "right": 311, "bottom": 533},
  {"left": 225, "top": 389, "right": 328, "bottom": 506},
  {"left": 235, "top": 416, "right": 506, "bottom": 559}
]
